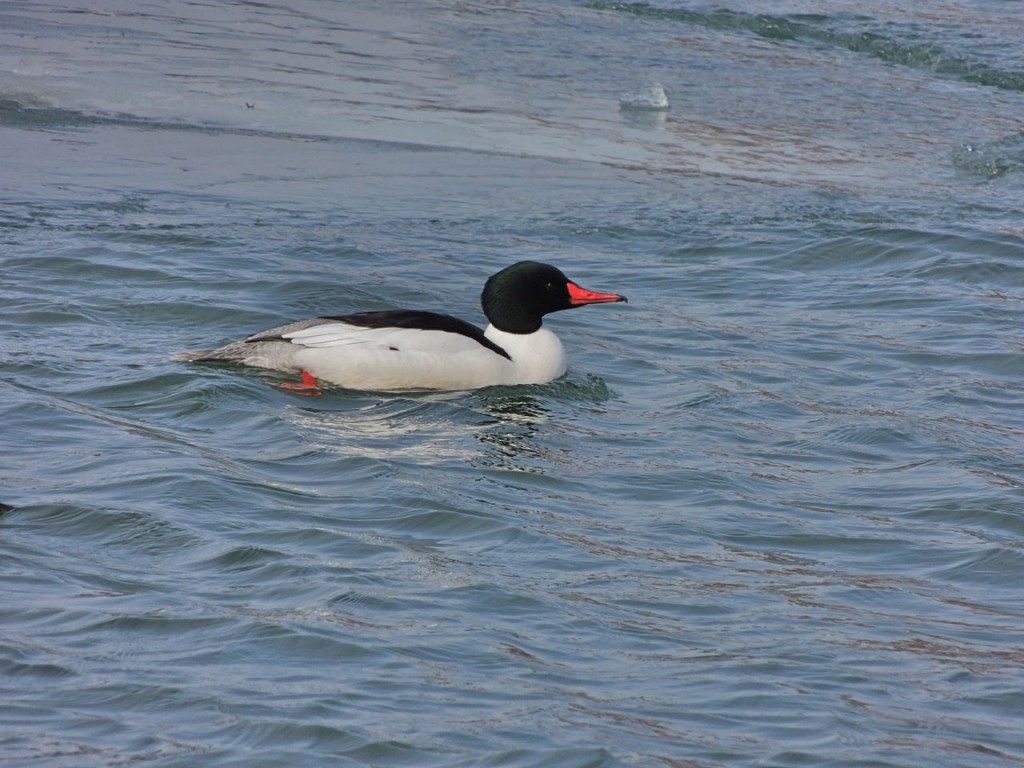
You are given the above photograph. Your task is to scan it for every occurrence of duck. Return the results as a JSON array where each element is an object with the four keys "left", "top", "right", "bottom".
[{"left": 175, "top": 260, "right": 627, "bottom": 391}]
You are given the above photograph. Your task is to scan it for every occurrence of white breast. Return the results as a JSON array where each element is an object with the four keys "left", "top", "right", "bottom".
[{"left": 484, "top": 325, "right": 566, "bottom": 385}]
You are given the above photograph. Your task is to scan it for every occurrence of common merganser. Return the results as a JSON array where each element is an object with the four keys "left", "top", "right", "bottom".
[{"left": 176, "top": 261, "right": 627, "bottom": 391}]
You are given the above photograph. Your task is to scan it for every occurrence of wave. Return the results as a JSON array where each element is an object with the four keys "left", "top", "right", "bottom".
[{"left": 590, "top": 2, "right": 1024, "bottom": 92}]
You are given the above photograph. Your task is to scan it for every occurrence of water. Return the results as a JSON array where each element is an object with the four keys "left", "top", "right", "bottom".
[{"left": 2, "top": 1, "right": 1024, "bottom": 766}]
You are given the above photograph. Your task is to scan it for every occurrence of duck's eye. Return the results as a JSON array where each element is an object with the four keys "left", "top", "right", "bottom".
[{"left": 545, "top": 282, "right": 556, "bottom": 292}]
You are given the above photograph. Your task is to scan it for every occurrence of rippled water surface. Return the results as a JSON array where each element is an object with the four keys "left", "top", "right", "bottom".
[{"left": 3, "top": 2, "right": 1024, "bottom": 767}]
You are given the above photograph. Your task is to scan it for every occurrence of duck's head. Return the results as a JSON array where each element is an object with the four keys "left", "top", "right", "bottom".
[{"left": 481, "top": 260, "right": 627, "bottom": 334}]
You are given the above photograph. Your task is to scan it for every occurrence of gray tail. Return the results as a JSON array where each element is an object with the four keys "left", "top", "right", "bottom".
[{"left": 171, "top": 349, "right": 221, "bottom": 362}]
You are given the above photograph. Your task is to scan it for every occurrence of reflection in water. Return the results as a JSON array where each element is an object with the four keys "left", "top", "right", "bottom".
[
  {"left": 280, "top": 377, "right": 610, "bottom": 473},
  {"left": 281, "top": 389, "right": 551, "bottom": 472},
  {"left": 480, "top": 390, "right": 551, "bottom": 422},
  {"left": 620, "top": 108, "right": 669, "bottom": 131},
  {"left": 473, "top": 375, "right": 614, "bottom": 470},
  {"left": 283, "top": 392, "right": 480, "bottom": 465},
  {"left": 473, "top": 390, "right": 550, "bottom": 469}
]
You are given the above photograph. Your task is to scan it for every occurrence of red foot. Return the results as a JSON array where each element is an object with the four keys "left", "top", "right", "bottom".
[{"left": 276, "top": 370, "right": 323, "bottom": 396}]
